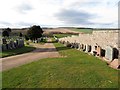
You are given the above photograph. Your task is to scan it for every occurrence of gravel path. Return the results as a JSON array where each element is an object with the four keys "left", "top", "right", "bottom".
[{"left": 1, "top": 42, "right": 60, "bottom": 71}]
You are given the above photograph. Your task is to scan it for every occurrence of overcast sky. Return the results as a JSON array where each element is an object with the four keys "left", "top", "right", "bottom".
[{"left": 0, "top": 0, "right": 119, "bottom": 28}]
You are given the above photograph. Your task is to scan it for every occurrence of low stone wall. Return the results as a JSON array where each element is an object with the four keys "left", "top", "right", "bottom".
[{"left": 59, "top": 30, "right": 120, "bottom": 69}]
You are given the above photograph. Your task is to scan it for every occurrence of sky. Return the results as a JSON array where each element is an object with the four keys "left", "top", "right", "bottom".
[{"left": 0, "top": 0, "right": 119, "bottom": 28}]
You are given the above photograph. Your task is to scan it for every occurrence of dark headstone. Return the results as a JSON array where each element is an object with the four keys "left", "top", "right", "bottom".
[
  {"left": 2, "top": 38, "right": 7, "bottom": 44},
  {"left": 2, "top": 44, "right": 7, "bottom": 51}
]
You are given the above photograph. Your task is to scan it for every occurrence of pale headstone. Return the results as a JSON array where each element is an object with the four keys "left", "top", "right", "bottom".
[
  {"left": 97, "top": 46, "right": 101, "bottom": 56},
  {"left": 105, "top": 46, "right": 114, "bottom": 61},
  {"left": 83, "top": 44, "right": 86, "bottom": 51}
]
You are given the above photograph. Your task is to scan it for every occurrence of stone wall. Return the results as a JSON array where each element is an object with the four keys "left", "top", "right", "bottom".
[
  {"left": 59, "top": 30, "right": 119, "bottom": 49},
  {"left": 78, "top": 30, "right": 119, "bottom": 49}
]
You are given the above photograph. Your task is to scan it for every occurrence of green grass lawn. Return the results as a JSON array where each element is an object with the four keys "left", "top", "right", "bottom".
[
  {"left": 71, "top": 28, "right": 93, "bottom": 34},
  {"left": 1, "top": 45, "right": 36, "bottom": 58},
  {"left": 2, "top": 42, "right": 118, "bottom": 88}
]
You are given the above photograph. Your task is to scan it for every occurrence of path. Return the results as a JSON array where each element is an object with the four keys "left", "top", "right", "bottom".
[{"left": 1, "top": 42, "right": 60, "bottom": 71}]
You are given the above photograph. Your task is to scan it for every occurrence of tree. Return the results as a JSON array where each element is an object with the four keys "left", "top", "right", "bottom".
[
  {"left": 6, "top": 28, "right": 11, "bottom": 32},
  {"left": 25, "top": 35, "right": 29, "bottom": 40},
  {"left": 27, "top": 25, "right": 43, "bottom": 40},
  {"left": 2, "top": 30, "right": 9, "bottom": 37},
  {"left": 2, "top": 28, "right": 12, "bottom": 37}
]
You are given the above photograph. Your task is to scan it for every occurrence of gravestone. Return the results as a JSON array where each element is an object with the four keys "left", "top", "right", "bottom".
[
  {"left": 75, "top": 43, "right": 79, "bottom": 49},
  {"left": 66, "top": 41, "right": 71, "bottom": 47},
  {"left": 80, "top": 44, "right": 84, "bottom": 50},
  {"left": 20, "top": 40, "right": 24, "bottom": 47},
  {"left": 8, "top": 43, "right": 12, "bottom": 49},
  {"left": 105, "top": 46, "right": 114, "bottom": 61},
  {"left": 16, "top": 40, "right": 19, "bottom": 47},
  {"left": 88, "top": 45, "right": 91, "bottom": 52},
  {"left": 83, "top": 44, "right": 86, "bottom": 51},
  {"left": 85, "top": 45, "right": 91, "bottom": 52},
  {"left": 2, "top": 44, "right": 7, "bottom": 51},
  {"left": 91, "top": 46, "right": 97, "bottom": 56},
  {"left": 37, "top": 38, "right": 41, "bottom": 43},
  {"left": 2, "top": 38, "right": 7, "bottom": 44},
  {"left": 14, "top": 41, "right": 18, "bottom": 48},
  {"left": 0, "top": 44, "right": 2, "bottom": 51},
  {"left": 101, "top": 49, "right": 105, "bottom": 57},
  {"left": 97, "top": 46, "right": 101, "bottom": 56},
  {"left": 10, "top": 41, "right": 15, "bottom": 49},
  {"left": 9, "top": 41, "right": 13, "bottom": 49}
]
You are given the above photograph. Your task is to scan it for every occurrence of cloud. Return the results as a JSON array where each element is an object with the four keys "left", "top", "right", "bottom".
[
  {"left": 0, "top": 21, "right": 12, "bottom": 26},
  {"left": 16, "top": 22, "right": 35, "bottom": 26},
  {"left": 15, "top": 3, "right": 33, "bottom": 14},
  {"left": 0, "top": 0, "right": 118, "bottom": 28},
  {"left": 70, "top": 1, "right": 101, "bottom": 8},
  {"left": 55, "top": 9, "right": 95, "bottom": 25}
]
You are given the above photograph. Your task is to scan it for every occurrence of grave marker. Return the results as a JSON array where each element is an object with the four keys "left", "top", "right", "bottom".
[{"left": 105, "top": 46, "right": 114, "bottom": 61}]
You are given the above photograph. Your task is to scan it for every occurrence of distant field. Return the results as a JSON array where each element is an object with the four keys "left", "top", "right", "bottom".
[
  {"left": 71, "top": 28, "right": 93, "bottom": 34},
  {"left": 53, "top": 34, "right": 74, "bottom": 38}
]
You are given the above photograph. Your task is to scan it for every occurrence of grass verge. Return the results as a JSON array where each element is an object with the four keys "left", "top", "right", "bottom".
[{"left": 2, "top": 42, "right": 118, "bottom": 88}]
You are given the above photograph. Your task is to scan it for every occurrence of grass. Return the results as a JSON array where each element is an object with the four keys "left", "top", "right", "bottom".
[
  {"left": 53, "top": 34, "right": 73, "bottom": 38},
  {"left": 71, "top": 28, "right": 93, "bottom": 34},
  {"left": 2, "top": 42, "right": 118, "bottom": 88},
  {"left": 1, "top": 45, "right": 36, "bottom": 58}
]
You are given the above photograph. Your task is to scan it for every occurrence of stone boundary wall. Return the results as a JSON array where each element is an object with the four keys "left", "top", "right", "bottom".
[
  {"left": 78, "top": 30, "right": 119, "bottom": 49},
  {"left": 59, "top": 30, "right": 119, "bottom": 49}
]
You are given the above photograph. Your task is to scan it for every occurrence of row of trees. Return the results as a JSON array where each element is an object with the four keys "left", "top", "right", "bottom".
[{"left": 2, "top": 25, "right": 43, "bottom": 40}]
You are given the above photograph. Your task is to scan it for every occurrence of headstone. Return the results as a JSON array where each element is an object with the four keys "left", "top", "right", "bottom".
[
  {"left": 8, "top": 43, "right": 12, "bottom": 49},
  {"left": 16, "top": 40, "right": 19, "bottom": 47},
  {"left": 105, "top": 46, "right": 114, "bottom": 61},
  {"left": 113, "top": 48, "right": 119, "bottom": 59},
  {"left": 101, "top": 49, "right": 105, "bottom": 57},
  {"left": 91, "top": 46, "right": 97, "bottom": 56},
  {"left": 85, "top": 44, "right": 91, "bottom": 52},
  {"left": 74, "top": 43, "right": 79, "bottom": 49},
  {"left": 2, "top": 38, "right": 7, "bottom": 44},
  {"left": 14, "top": 41, "right": 18, "bottom": 48},
  {"left": 37, "top": 38, "right": 41, "bottom": 43},
  {"left": 83, "top": 44, "right": 86, "bottom": 51},
  {"left": 66, "top": 41, "right": 71, "bottom": 47},
  {"left": 0, "top": 44, "right": 2, "bottom": 51},
  {"left": 2, "top": 44, "right": 7, "bottom": 51},
  {"left": 10, "top": 41, "right": 15, "bottom": 49},
  {"left": 97, "top": 46, "right": 101, "bottom": 56},
  {"left": 80, "top": 44, "right": 84, "bottom": 50}
]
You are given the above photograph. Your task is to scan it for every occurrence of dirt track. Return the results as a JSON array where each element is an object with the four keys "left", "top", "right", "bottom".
[{"left": 1, "top": 42, "right": 60, "bottom": 71}]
